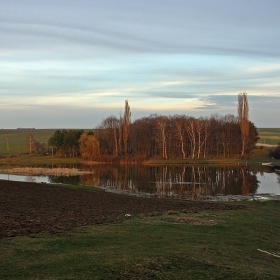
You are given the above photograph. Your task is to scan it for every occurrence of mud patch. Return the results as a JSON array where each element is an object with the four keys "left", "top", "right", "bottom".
[{"left": 0, "top": 180, "right": 245, "bottom": 238}]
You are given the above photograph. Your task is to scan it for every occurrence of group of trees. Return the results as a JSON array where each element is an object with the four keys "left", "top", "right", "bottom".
[
  {"left": 45, "top": 93, "right": 259, "bottom": 161},
  {"left": 48, "top": 130, "right": 84, "bottom": 157},
  {"left": 46, "top": 130, "right": 100, "bottom": 160},
  {"left": 94, "top": 94, "right": 258, "bottom": 160},
  {"left": 95, "top": 112, "right": 258, "bottom": 161}
]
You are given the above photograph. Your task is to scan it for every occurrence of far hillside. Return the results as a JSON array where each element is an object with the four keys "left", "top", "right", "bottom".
[
  {"left": 0, "top": 129, "right": 57, "bottom": 155},
  {"left": 257, "top": 128, "right": 280, "bottom": 145},
  {"left": 0, "top": 129, "right": 93, "bottom": 156}
]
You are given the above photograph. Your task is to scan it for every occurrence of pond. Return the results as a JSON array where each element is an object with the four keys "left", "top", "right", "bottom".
[{"left": 1, "top": 165, "right": 280, "bottom": 201}]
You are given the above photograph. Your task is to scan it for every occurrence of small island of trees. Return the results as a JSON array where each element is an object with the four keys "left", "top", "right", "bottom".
[{"left": 45, "top": 93, "right": 259, "bottom": 162}]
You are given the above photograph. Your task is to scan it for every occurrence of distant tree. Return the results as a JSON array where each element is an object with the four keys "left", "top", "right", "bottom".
[
  {"left": 153, "top": 115, "right": 169, "bottom": 159},
  {"left": 185, "top": 117, "right": 197, "bottom": 159},
  {"left": 26, "top": 134, "right": 36, "bottom": 153},
  {"left": 172, "top": 115, "right": 186, "bottom": 159},
  {"left": 48, "top": 130, "right": 64, "bottom": 155},
  {"left": 270, "top": 145, "right": 280, "bottom": 159},
  {"left": 130, "top": 116, "right": 154, "bottom": 159},
  {"left": 119, "top": 100, "right": 131, "bottom": 160},
  {"left": 221, "top": 114, "right": 240, "bottom": 158},
  {"left": 62, "top": 130, "right": 83, "bottom": 157},
  {"left": 47, "top": 129, "right": 83, "bottom": 157},
  {"left": 95, "top": 116, "right": 119, "bottom": 157},
  {"left": 34, "top": 141, "right": 48, "bottom": 155},
  {"left": 79, "top": 133, "right": 100, "bottom": 161},
  {"left": 195, "top": 117, "right": 208, "bottom": 159},
  {"left": 247, "top": 122, "right": 259, "bottom": 155}
]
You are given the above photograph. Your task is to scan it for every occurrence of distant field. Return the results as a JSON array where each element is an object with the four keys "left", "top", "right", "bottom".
[
  {"left": 0, "top": 129, "right": 56, "bottom": 156},
  {"left": 257, "top": 128, "right": 280, "bottom": 145}
]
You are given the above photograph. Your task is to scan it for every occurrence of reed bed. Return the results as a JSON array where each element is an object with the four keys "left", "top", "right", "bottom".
[{"left": 4, "top": 167, "right": 92, "bottom": 176}]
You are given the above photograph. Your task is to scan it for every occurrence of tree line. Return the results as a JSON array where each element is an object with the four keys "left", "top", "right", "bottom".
[
  {"left": 94, "top": 93, "right": 258, "bottom": 160},
  {"left": 45, "top": 93, "right": 259, "bottom": 161}
]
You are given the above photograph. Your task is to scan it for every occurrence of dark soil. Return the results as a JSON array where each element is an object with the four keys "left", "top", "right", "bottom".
[{"left": 0, "top": 180, "right": 246, "bottom": 238}]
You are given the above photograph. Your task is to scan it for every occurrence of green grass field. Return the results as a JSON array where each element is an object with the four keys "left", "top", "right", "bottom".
[
  {"left": 257, "top": 128, "right": 280, "bottom": 145},
  {"left": 1, "top": 201, "right": 280, "bottom": 279},
  {"left": 0, "top": 129, "right": 56, "bottom": 156}
]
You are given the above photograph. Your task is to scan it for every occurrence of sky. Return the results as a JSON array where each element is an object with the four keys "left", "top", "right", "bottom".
[{"left": 0, "top": 0, "right": 279, "bottom": 128}]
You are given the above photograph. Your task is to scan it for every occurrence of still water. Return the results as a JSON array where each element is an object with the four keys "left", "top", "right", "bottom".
[{"left": 1, "top": 165, "right": 280, "bottom": 200}]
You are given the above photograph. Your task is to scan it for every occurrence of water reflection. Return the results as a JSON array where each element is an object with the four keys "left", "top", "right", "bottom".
[
  {"left": 1, "top": 164, "right": 280, "bottom": 200},
  {"left": 48, "top": 165, "right": 262, "bottom": 199},
  {"left": 48, "top": 175, "right": 80, "bottom": 185},
  {"left": 25, "top": 176, "right": 36, "bottom": 183}
]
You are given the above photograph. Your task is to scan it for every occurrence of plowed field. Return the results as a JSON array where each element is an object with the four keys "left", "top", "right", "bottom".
[{"left": 0, "top": 180, "right": 245, "bottom": 238}]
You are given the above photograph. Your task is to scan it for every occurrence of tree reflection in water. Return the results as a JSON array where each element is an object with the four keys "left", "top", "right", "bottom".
[
  {"left": 48, "top": 165, "right": 261, "bottom": 200},
  {"left": 25, "top": 176, "right": 36, "bottom": 183},
  {"left": 48, "top": 175, "right": 80, "bottom": 185}
]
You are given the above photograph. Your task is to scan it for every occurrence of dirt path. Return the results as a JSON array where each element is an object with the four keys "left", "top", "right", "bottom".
[{"left": 0, "top": 180, "right": 245, "bottom": 238}]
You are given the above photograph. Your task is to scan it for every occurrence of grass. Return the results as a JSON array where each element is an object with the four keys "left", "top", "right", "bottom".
[
  {"left": 247, "top": 146, "right": 277, "bottom": 163},
  {"left": 257, "top": 128, "right": 280, "bottom": 145},
  {"left": 0, "top": 147, "right": 277, "bottom": 167},
  {"left": 0, "top": 154, "right": 82, "bottom": 169},
  {"left": 0, "top": 129, "right": 56, "bottom": 155},
  {"left": 1, "top": 201, "right": 280, "bottom": 279}
]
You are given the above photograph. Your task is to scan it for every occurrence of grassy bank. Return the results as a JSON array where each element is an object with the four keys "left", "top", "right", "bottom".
[
  {"left": 1, "top": 201, "right": 280, "bottom": 279},
  {"left": 0, "top": 154, "right": 82, "bottom": 168},
  {"left": 0, "top": 146, "right": 278, "bottom": 167}
]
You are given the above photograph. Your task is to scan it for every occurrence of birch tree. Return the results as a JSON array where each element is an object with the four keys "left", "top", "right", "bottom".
[
  {"left": 186, "top": 117, "right": 196, "bottom": 159},
  {"left": 172, "top": 115, "right": 186, "bottom": 159},
  {"left": 153, "top": 116, "right": 169, "bottom": 159}
]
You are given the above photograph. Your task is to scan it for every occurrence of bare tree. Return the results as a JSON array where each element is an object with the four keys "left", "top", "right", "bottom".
[
  {"left": 153, "top": 116, "right": 169, "bottom": 159},
  {"left": 196, "top": 117, "right": 207, "bottom": 159},
  {"left": 186, "top": 117, "right": 196, "bottom": 159},
  {"left": 130, "top": 117, "right": 154, "bottom": 159},
  {"left": 98, "top": 116, "right": 119, "bottom": 157},
  {"left": 172, "top": 115, "right": 186, "bottom": 159}
]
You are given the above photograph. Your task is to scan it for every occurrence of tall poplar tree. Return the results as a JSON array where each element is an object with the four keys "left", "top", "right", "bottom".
[
  {"left": 238, "top": 92, "right": 249, "bottom": 158},
  {"left": 120, "top": 100, "right": 131, "bottom": 161}
]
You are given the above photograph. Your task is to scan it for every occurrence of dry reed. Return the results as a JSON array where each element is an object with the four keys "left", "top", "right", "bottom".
[{"left": 4, "top": 167, "right": 92, "bottom": 176}]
